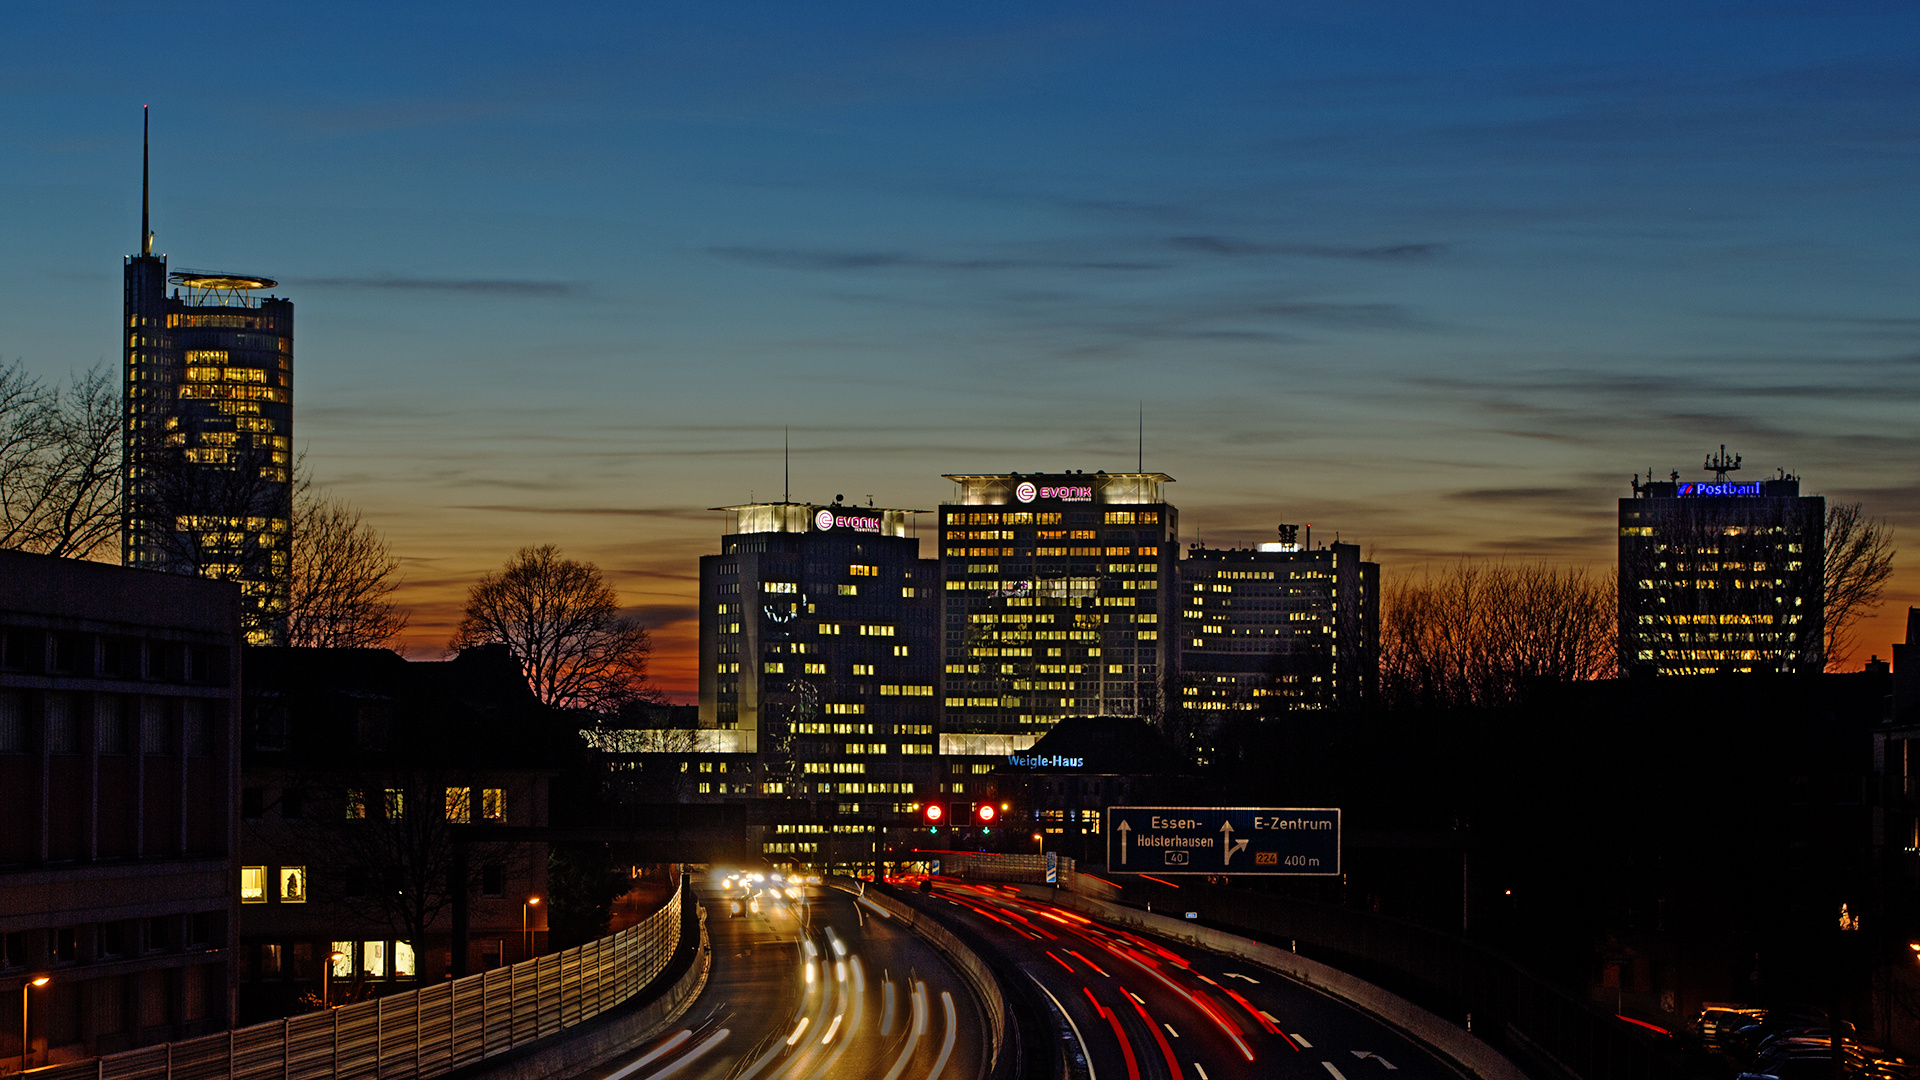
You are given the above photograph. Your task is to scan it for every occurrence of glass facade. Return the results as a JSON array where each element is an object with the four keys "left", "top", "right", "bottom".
[
  {"left": 937, "top": 473, "right": 1178, "bottom": 762},
  {"left": 697, "top": 500, "right": 941, "bottom": 864},
  {"left": 122, "top": 256, "right": 293, "bottom": 645},
  {"left": 1618, "top": 476, "right": 1824, "bottom": 675}
]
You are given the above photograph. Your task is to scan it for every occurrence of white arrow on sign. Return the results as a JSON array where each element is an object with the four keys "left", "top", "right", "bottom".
[
  {"left": 1116, "top": 819, "right": 1132, "bottom": 865},
  {"left": 1352, "top": 1051, "right": 1398, "bottom": 1070},
  {"left": 1220, "top": 820, "right": 1250, "bottom": 866},
  {"left": 1222, "top": 972, "right": 1260, "bottom": 984}
]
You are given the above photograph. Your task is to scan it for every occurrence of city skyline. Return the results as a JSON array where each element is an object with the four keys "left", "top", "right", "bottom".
[{"left": 2, "top": 3, "right": 1916, "bottom": 697}]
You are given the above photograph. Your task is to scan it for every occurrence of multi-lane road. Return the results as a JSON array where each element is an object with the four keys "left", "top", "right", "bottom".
[
  {"left": 917, "top": 877, "right": 1467, "bottom": 1080},
  {"left": 575, "top": 875, "right": 985, "bottom": 1080}
]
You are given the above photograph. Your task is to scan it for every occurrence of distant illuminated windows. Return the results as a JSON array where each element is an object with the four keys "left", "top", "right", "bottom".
[
  {"left": 849, "top": 565, "right": 878, "bottom": 577},
  {"left": 241, "top": 866, "right": 267, "bottom": 903},
  {"left": 481, "top": 789, "right": 504, "bottom": 821},
  {"left": 818, "top": 624, "right": 842, "bottom": 635},
  {"left": 852, "top": 664, "right": 874, "bottom": 676},
  {"left": 838, "top": 584, "right": 858, "bottom": 596},
  {"left": 805, "top": 663, "right": 827, "bottom": 674},
  {"left": 765, "top": 582, "right": 798, "bottom": 594},
  {"left": 446, "top": 787, "right": 471, "bottom": 822},
  {"left": 278, "top": 867, "right": 307, "bottom": 903},
  {"left": 824, "top": 703, "right": 867, "bottom": 715},
  {"left": 859, "top": 625, "right": 895, "bottom": 637}
]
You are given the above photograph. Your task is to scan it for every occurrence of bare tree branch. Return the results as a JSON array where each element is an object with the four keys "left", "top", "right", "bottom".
[
  {"left": 450, "top": 545, "right": 655, "bottom": 716},
  {"left": 289, "top": 469, "right": 408, "bottom": 648},
  {"left": 1381, "top": 562, "right": 1615, "bottom": 710},
  {"left": 1825, "top": 502, "right": 1897, "bottom": 670},
  {"left": 0, "top": 362, "right": 121, "bottom": 560}
]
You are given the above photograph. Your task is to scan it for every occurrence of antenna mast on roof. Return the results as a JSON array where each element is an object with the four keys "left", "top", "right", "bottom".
[
  {"left": 784, "top": 428, "right": 790, "bottom": 503},
  {"left": 1705, "top": 444, "right": 1741, "bottom": 482},
  {"left": 141, "top": 106, "right": 152, "bottom": 256},
  {"left": 1137, "top": 401, "right": 1143, "bottom": 473}
]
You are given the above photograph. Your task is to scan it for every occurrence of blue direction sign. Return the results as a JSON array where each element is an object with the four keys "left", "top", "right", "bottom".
[{"left": 1105, "top": 806, "right": 1340, "bottom": 876}]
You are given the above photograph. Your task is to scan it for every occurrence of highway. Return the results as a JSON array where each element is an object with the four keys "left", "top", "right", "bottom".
[
  {"left": 917, "top": 877, "right": 1468, "bottom": 1080},
  {"left": 572, "top": 874, "right": 987, "bottom": 1080}
]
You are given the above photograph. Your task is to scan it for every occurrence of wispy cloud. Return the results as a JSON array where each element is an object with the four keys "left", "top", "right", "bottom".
[
  {"left": 708, "top": 245, "right": 1165, "bottom": 273},
  {"left": 1168, "top": 236, "right": 1448, "bottom": 260},
  {"left": 298, "top": 277, "right": 577, "bottom": 296}
]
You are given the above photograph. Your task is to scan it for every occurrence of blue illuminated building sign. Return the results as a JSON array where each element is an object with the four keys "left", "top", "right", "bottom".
[
  {"left": 1677, "top": 482, "right": 1761, "bottom": 497},
  {"left": 1007, "top": 753, "right": 1085, "bottom": 768}
]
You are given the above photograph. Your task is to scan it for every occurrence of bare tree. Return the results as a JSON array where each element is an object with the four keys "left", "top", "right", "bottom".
[
  {"left": 1825, "top": 502, "right": 1896, "bottom": 670},
  {"left": 1381, "top": 562, "right": 1615, "bottom": 711},
  {"left": 0, "top": 362, "right": 120, "bottom": 560},
  {"left": 288, "top": 475, "right": 408, "bottom": 648},
  {"left": 450, "top": 545, "right": 653, "bottom": 715}
]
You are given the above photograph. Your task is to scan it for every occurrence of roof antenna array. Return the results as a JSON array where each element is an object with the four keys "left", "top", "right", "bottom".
[{"left": 1705, "top": 444, "right": 1741, "bottom": 481}]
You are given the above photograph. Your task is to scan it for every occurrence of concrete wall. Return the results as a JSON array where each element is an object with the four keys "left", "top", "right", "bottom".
[{"left": 1018, "top": 885, "right": 1531, "bottom": 1080}]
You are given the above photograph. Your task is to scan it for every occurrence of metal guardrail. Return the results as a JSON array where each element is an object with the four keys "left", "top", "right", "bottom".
[
  {"left": 25, "top": 888, "right": 683, "bottom": 1080},
  {"left": 925, "top": 852, "right": 1076, "bottom": 884}
]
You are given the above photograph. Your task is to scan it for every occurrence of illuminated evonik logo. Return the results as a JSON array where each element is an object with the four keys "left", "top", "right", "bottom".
[
  {"left": 815, "top": 509, "right": 836, "bottom": 530},
  {"left": 1015, "top": 482, "right": 1037, "bottom": 503}
]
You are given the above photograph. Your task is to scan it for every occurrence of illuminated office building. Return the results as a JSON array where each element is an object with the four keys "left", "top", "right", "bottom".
[
  {"left": 1177, "top": 528, "right": 1379, "bottom": 720},
  {"left": 1619, "top": 455, "right": 1824, "bottom": 676},
  {"left": 696, "top": 498, "right": 941, "bottom": 861},
  {"left": 938, "top": 472, "right": 1178, "bottom": 772},
  {"left": 123, "top": 110, "right": 294, "bottom": 645}
]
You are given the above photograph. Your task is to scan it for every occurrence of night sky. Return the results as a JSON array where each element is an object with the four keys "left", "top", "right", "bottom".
[{"left": 3, "top": 2, "right": 1916, "bottom": 698}]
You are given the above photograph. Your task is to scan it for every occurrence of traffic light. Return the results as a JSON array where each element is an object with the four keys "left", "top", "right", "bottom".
[
  {"left": 975, "top": 803, "right": 996, "bottom": 824},
  {"left": 922, "top": 802, "right": 945, "bottom": 832}
]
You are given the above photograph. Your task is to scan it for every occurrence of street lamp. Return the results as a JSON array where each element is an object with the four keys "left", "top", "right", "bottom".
[
  {"left": 21, "top": 976, "right": 48, "bottom": 1073},
  {"left": 323, "top": 951, "right": 345, "bottom": 1008},
  {"left": 1033, "top": 833, "right": 1044, "bottom": 855},
  {"left": 523, "top": 897, "right": 541, "bottom": 960}
]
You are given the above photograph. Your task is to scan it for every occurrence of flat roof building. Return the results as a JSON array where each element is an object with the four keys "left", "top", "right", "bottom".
[
  {"left": 0, "top": 551, "right": 241, "bottom": 1066},
  {"left": 1619, "top": 452, "right": 1824, "bottom": 676},
  {"left": 1177, "top": 531, "right": 1379, "bottom": 731},
  {"left": 938, "top": 472, "right": 1178, "bottom": 770},
  {"left": 696, "top": 498, "right": 941, "bottom": 869}
]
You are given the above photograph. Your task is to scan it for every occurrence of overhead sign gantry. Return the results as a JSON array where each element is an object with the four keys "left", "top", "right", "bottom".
[{"left": 1105, "top": 806, "right": 1340, "bottom": 876}]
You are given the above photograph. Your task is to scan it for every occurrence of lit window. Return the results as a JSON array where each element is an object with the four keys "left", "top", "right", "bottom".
[
  {"left": 852, "top": 664, "right": 874, "bottom": 676},
  {"left": 345, "top": 790, "right": 366, "bottom": 820},
  {"left": 445, "top": 788, "right": 471, "bottom": 822},
  {"left": 838, "top": 584, "right": 858, "bottom": 596},
  {"left": 850, "top": 565, "right": 878, "bottom": 576},
  {"left": 395, "top": 941, "right": 416, "bottom": 977},
  {"left": 331, "top": 942, "right": 354, "bottom": 977},
  {"left": 279, "top": 867, "right": 307, "bottom": 903},
  {"left": 765, "top": 582, "right": 798, "bottom": 594},
  {"left": 384, "top": 788, "right": 405, "bottom": 819},
  {"left": 362, "top": 940, "right": 387, "bottom": 978},
  {"left": 805, "top": 663, "right": 826, "bottom": 674},
  {"left": 894, "top": 645, "right": 909, "bottom": 656},
  {"left": 481, "top": 789, "right": 505, "bottom": 822},
  {"left": 241, "top": 866, "right": 267, "bottom": 903}
]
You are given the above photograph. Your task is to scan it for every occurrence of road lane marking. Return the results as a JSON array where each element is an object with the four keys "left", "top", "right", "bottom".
[
  {"left": 1127, "top": 990, "right": 1146, "bottom": 1005},
  {"left": 1163, "top": 1024, "right": 1179, "bottom": 1038},
  {"left": 785, "top": 1017, "right": 811, "bottom": 1046},
  {"left": 1030, "top": 975, "right": 1097, "bottom": 1080},
  {"left": 881, "top": 980, "right": 896, "bottom": 1035},
  {"left": 1324, "top": 1063, "right": 1350, "bottom": 1080},
  {"left": 1222, "top": 973, "right": 1259, "bottom": 984},
  {"left": 819, "top": 1014, "right": 842, "bottom": 1044},
  {"left": 1290, "top": 1030, "right": 1310, "bottom": 1047},
  {"left": 603, "top": 1029, "right": 691, "bottom": 1080},
  {"left": 1353, "top": 1051, "right": 1398, "bottom": 1070},
  {"left": 924, "top": 991, "right": 958, "bottom": 1080},
  {"left": 636, "top": 1028, "right": 729, "bottom": 1080},
  {"left": 1194, "top": 1066, "right": 1209, "bottom": 1080}
]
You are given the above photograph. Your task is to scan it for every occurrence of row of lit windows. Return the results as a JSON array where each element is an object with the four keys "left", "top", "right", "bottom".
[
  {"left": 240, "top": 866, "right": 307, "bottom": 903},
  {"left": 341, "top": 786, "right": 504, "bottom": 821},
  {"left": 840, "top": 742, "right": 935, "bottom": 755},
  {"left": 950, "top": 513, "right": 1066, "bottom": 525}
]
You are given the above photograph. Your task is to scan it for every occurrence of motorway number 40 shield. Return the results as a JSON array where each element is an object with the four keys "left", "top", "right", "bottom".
[{"left": 1105, "top": 806, "right": 1340, "bottom": 876}]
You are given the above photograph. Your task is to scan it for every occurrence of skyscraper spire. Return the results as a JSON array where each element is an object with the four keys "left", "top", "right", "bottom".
[{"left": 141, "top": 106, "right": 152, "bottom": 256}]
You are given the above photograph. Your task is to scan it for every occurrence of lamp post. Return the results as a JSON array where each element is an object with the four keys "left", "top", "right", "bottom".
[
  {"left": 1033, "top": 832, "right": 1044, "bottom": 856},
  {"left": 522, "top": 897, "right": 541, "bottom": 961},
  {"left": 21, "top": 976, "right": 48, "bottom": 1072},
  {"left": 323, "top": 951, "right": 345, "bottom": 1008}
]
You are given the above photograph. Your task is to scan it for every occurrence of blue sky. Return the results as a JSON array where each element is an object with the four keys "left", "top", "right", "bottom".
[{"left": 3, "top": 2, "right": 1916, "bottom": 691}]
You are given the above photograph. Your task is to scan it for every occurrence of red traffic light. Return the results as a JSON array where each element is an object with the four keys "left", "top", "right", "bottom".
[
  {"left": 924, "top": 803, "right": 944, "bottom": 823},
  {"left": 976, "top": 803, "right": 996, "bottom": 824}
]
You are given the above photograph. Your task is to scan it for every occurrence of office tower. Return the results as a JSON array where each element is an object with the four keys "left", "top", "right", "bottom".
[
  {"left": 123, "top": 109, "right": 294, "bottom": 645},
  {"left": 697, "top": 499, "right": 941, "bottom": 828},
  {"left": 1177, "top": 527, "right": 1380, "bottom": 724},
  {"left": 938, "top": 472, "right": 1178, "bottom": 769},
  {"left": 1619, "top": 450, "right": 1824, "bottom": 676},
  {"left": 0, "top": 551, "right": 241, "bottom": 1062}
]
